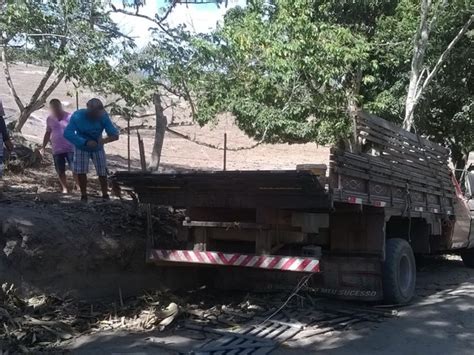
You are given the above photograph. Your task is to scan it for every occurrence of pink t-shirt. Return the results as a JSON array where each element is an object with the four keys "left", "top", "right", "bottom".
[{"left": 46, "top": 112, "right": 74, "bottom": 155}]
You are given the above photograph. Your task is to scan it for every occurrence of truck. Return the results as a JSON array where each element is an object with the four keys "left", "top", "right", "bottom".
[{"left": 112, "top": 111, "right": 474, "bottom": 304}]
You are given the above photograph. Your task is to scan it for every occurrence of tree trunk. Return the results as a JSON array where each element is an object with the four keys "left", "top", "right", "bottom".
[
  {"left": 1, "top": 46, "right": 25, "bottom": 112},
  {"left": 403, "top": 0, "right": 432, "bottom": 131},
  {"left": 403, "top": 12, "right": 473, "bottom": 131},
  {"left": 2, "top": 40, "right": 66, "bottom": 132},
  {"left": 149, "top": 92, "right": 167, "bottom": 171},
  {"left": 15, "top": 107, "right": 35, "bottom": 132},
  {"left": 346, "top": 66, "right": 363, "bottom": 152}
]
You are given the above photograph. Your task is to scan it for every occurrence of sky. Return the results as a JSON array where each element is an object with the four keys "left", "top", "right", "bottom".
[{"left": 111, "top": 0, "right": 247, "bottom": 47}]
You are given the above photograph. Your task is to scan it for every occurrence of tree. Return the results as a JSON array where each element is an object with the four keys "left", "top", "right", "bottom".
[
  {"left": 414, "top": 4, "right": 474, "bottom": 168},
  {"left": 0, "top": 0, "right": 133, "bottom": 132},
  {"left": 108, "top": 1, "right": 218, "bottom": 171},
  {"left": 172, "top": 0, "right": 472, "bottom": 164},
  {"left": 174, "top": 0, "right": 405, "bottom": 147},
  {"left": 403, "top": 0, "right": 473, "bottom": 130},
  {"left": 100, "top": 0, "right": 474, "bottom": 157},
  {"left": 359, "top": 0, "right": 473, "bottom": 165}
]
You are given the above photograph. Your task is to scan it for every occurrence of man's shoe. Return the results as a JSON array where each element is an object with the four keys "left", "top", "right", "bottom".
[
  {"left": 80, "top": 195, "right": 88, "bottom": 203},
  {"left": 102, "top": 194, "right": 110, "bottom": 201}
]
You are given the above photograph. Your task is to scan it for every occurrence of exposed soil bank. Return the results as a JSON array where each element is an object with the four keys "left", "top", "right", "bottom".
[{"left": 0, "top": 196, "right": 202, "bottom": 300}]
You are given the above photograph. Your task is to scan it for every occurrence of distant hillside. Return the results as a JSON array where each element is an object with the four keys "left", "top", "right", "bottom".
[{"left": 0, "top": 64, "right": 329, "bottom": 172}]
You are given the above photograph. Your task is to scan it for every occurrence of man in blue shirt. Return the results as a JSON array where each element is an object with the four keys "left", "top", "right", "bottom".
[{"left": 64, "top": 98, "right": 119, "bottom": 201}]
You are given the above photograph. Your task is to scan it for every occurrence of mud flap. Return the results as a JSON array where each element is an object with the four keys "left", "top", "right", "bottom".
[{"left": 315, "top": 256, "right": 383, "bottom": 301}]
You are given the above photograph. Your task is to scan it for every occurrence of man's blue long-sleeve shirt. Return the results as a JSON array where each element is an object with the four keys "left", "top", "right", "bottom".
[{"left": 64, "top": 109, "right": 119, "bottom": 152}]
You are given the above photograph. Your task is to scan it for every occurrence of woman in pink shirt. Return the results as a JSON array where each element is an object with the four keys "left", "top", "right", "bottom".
[{"left": 41, "top": 99, "right": 75, "bottom": 193}]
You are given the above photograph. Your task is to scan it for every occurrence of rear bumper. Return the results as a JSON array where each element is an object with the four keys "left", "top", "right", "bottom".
[
  {"left": 148, "top": 250, "right": 384, "bottom": 301},
  {"left": 148, "top": 249, "right": 320, "bottom": 273}
]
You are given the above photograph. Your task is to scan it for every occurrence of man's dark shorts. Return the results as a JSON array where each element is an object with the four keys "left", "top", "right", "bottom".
[{"left": 53, "top": 152, "right": 74, "bottom": 175}]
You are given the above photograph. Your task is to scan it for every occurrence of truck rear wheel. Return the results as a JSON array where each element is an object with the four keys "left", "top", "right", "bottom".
[
  {"left": 461, "top": 249, "right": 474, "bottom": 268},
  {"left": 383, "top": 238, "right": 416, "bottom": 304}
]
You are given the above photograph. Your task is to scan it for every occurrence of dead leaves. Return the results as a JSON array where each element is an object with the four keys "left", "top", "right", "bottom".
[
  {"left": 0, "top": 284, "right": 182, "bottom": 353},
  {"left": 0, "top": 280, "right": 272, "bottom": 354}
]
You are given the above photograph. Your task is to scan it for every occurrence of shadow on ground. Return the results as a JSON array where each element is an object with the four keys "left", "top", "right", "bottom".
[
  {"left": 64, "top": 257, "right": 474, "bottom": 355},
  {"left": 274, "top": 256, "right": 474, "bottom": 355}
]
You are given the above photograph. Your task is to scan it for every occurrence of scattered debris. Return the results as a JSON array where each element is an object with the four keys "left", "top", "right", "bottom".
[
  {"left": 5, "top": 134, "right": 44, "bottom": 174},
  {"left": 0, "top": 284, "right": 274, "bottom": 353},
  {"left": 185, "top": 295, "right": 398, "bottom": 354}
]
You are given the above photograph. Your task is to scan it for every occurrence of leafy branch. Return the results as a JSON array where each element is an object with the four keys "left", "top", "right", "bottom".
[{"left": 108, "top": 0, "right": 179, "bottom": 38}]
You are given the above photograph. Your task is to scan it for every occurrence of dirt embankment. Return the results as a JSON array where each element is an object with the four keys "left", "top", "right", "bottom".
[{"left": 0, "top": 194, "right": 200, "bottom": 300}]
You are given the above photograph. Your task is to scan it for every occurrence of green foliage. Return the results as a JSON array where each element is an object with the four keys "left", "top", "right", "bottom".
[
  {"left": 1, "top": 1, "right": 133, "bottom": 68},
  {"left": 0, "top": 0, "right": 138, "bottom": 117},
  {"left": 181, "top": 0, "right": 386, "bottom": 144},
  {"left": 364, "top": 0, "right": 473, "bottom": 160},
  {"left": 1, "top": 0, "right": 471, "bottom": 157},
  {"left": 416, "top": 18, "right": 473, "bottom": 164},
  {"left": 164, "top": 0, "right": 407, "bottom": 144},
  {"left": 170, "top": 0, "right": 472, "bottom": 154}
]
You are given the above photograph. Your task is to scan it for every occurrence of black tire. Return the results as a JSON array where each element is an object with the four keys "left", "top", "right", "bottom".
[
  {"left": 383, "top": 238, "right": 416, "bottom": 304},
  {"left": 461, "top": 249, "right": 474, "bottom": 268}
]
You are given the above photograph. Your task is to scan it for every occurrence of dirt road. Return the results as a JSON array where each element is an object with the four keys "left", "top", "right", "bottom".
[
  {"left": 276, "top": 257, "right": 474, "bottom": 355},
  {"left": 65, "top": 257, "right": 474, "bottom": 355}
]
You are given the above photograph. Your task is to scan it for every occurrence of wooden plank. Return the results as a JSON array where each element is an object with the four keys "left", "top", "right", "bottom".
[
  {"left": 357, "top": 118, "right": 448, "bottom": 161},
  {"left": 358, "top": 123, "right": 436, "bottom": 160},
  {"left": 358, "top": 135, "right": 450, "bottom": 179},
  {"left": 183, "top": 221, "right": 270, "bottom": 229},
  {"left": 333, "top": 149, "right": 454, "bottom": 190},
  {"left": 225, "top": 338, "right": 259, "bottom": 355},
  {"left": 252, "top": 346, "right": 277, "bottom": 354},
  {"left": 333, "top": 166, "right": 454, "bottom": 197},
  {"left": 333, "top": 187, "right": 450, "bottom": 213},
  {"left": 360, "top": 133, "right": 451, "bottom": 180},
  {"left": 333, "top": 148, "right": 451, "bottom": 184},
  {"left": 358, "top": 124, "right": 450, "bottom": 173},
  {"left": 333, "top": 154, "right": 450, "bottom": 192},
  {"left": 356, "top": 129, "right": 451, "bottom": 176},
  {"left": 247, "top": 321, "right": 281, "bottom": 338},
  {"left": 357, "top": 111, "right": 448, "bottom": 155},
  {"left": 338, "top": 158, "right": 454, "bottom": 195},
  {"left": 272, "top": 327, "right": 303, "bottom": 343},
  {"left": 199, "top": 340, "right": 274, "bottom": 352},
  {"left": 261, "top": 324, "right": 289, "bottom": 340},
  {"left": 185, "top": 324, "right": 274, "bottom": 343}
]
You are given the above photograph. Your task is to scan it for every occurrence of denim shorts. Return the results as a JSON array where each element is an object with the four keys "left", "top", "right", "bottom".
[{"left": 53, "top": 152, "right": 74, "bottom": 174}]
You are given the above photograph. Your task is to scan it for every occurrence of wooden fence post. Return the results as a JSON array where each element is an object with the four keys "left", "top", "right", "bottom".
[{"left": 223, "top": 132, "right": 227, "bottom": 171}]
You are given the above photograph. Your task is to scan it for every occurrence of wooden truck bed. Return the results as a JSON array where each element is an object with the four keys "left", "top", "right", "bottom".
[
  {"left": 113, "top": 111, "right": 455, "bottom": 217},
  {"left": 113, "top": 169, "right": 330, "bottom": 210},
  {"left": 330, "top": 111, "right": 455, "bottom": 215}
]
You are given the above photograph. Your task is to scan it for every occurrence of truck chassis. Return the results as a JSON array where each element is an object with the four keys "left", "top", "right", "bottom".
[{"left": 113, "top": 111, "right": 474, "bottom": 303}]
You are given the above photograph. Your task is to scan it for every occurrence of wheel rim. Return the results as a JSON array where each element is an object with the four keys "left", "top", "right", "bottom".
[{"left": 399, "top": 254, "right": 412, "bottom": 295}]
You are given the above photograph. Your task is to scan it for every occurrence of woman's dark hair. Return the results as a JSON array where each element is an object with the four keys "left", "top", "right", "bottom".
[{"left": 49, "top": 99, "right": 62, "bottom": 107}]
